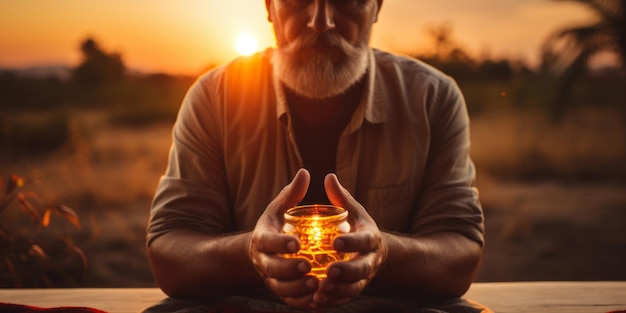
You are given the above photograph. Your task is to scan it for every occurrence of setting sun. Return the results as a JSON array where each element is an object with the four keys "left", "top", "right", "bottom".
[{"left": 235, "top": 33, "right": 259, "bottom": 56}]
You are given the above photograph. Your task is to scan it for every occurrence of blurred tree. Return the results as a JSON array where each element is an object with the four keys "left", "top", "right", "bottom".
[
  {"left": 73, "top": 37, "right": 125, "bottom": 86},
  {"left": 477, "top": 59, "right": 515, "bottom": 81},
  {"left": 411, "top": 23, "right": 528, "bottom": 115},
  {"left": 428, "top": 23, "right": 456, "bottom": 60},
  {"left": 415, "top": 24, "right": 478, "bottom": 81},
  {"left": 0, "top": 73, "right": 68, "bottom": 111},
  {"left": 541, "top": 0, "right": 625, "bottom": 119}
]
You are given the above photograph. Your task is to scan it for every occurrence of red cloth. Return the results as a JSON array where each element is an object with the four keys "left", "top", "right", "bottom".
[{"left": 0, "top": 302, "right": 107, "bottom": 313}]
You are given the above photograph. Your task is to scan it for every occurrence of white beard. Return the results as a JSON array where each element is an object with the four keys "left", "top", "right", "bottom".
[{"left": 271, "top": 31, "right": 370, "bottom": 100}]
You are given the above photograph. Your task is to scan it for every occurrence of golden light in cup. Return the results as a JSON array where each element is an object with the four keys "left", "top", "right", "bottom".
[{"left": 282, "top": 205, "right": 353, "bottom": 278}]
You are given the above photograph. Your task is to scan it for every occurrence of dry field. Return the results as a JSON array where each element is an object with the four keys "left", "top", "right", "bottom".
[
  {"left": 471, "top": 108, "right": 626, "bottom": 281},
  {"left": 2, "top": 107, "right": 625, "bottom": 287}
]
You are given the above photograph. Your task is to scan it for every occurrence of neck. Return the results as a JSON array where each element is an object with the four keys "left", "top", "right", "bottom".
[{"left": 285, "top": 75, "right": 366, "bottom": 125}]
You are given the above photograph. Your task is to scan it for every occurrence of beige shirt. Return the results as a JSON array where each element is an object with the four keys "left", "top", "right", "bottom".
[{"left": 147, "top": 48, "right": 484, "bottom": 246}]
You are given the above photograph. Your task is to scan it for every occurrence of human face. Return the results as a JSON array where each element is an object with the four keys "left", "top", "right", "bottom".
[
  {"left": 266, "top": 0, "right": 382, "bottom": 58},
  {"left": 266, "top": 0, "right": 382, "bottom": 99}
]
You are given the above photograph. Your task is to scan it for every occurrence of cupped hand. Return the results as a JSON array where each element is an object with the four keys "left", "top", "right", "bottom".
[
  {"left": 248, "top": 169, "right": 319, "bottom": 309},
  {"left": 312, "top": 173, "right": 388, "bottom": 308}
]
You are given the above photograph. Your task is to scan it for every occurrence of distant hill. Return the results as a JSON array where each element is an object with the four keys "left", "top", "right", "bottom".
[
  {"left": 0, "top": 64, "right": 183, "bottom": 81},
  {"left": 0, "top": 65, "right": 72, "bottom": 80}
]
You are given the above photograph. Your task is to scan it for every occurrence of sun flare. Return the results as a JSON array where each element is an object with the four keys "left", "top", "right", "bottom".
[{"left": 235, "top": 33, "right": 259, "bottom": 56}]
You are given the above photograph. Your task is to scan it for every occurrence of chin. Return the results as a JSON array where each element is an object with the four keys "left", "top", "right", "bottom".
[{"left": 272, "top": 46, "right": 369, "bottom": 99}]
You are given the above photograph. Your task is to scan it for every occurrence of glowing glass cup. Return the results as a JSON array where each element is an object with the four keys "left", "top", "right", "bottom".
[{"left": 281, "top": 204, "right": 352, "bottom": 278}]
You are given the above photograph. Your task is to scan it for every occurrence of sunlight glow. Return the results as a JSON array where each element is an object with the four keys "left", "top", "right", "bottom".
[
  {"left": 0, "top": 1, "right": 594, "bottom": 74},
  {"left": 235, "top": 33, "right": 259, "bottom": 56}
]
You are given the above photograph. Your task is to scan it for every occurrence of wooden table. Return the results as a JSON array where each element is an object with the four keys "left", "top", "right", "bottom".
[
  {"left": 0, "top": 288, "right": 164, "bottom": 313},
  {"left": 1, "top": 282, "right": 625, "bottom": 313},
  {"left": 465, "top": 281, "right": 626, "bottom": 313}
]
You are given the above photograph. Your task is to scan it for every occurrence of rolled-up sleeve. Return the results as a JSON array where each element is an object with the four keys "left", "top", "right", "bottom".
[
  {"left": 410, "top": 78, "right": 484, "bottom": 246},
  {"left": 147, "top": 73, "right": 232, "bottom": 246}
]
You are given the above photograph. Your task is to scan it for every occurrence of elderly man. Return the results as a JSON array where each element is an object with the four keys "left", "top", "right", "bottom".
[{"left": 147, "top": 0, "right": 485, "bottom": 311}]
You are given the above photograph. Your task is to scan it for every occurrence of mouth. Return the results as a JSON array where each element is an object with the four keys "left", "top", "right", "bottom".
[
  {"left": 286, "top": 34, "right": 349, "bottom": 58},
  {"left": 297, "top": 45, "right": 344, "bottom": 60},
  {"left": 301, "top": 35, "right": 344, "bottom": 49},
  {"left": 301, "top": 39, "right": 343, "bottom": 51}
]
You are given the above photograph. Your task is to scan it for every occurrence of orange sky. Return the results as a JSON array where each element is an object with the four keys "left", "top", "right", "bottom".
[{"left": 1, "top": 0, "right": 593, "bottom": 75}]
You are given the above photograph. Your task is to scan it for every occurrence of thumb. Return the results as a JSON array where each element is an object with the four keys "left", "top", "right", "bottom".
[
  {"left": 271, "top": 168, "right": 310, "bottom": 214},
  {"left": 324, "top": 173, "right": 367, "bottom": 220}
]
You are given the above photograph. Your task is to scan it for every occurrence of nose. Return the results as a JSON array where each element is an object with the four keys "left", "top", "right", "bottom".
[{"left": 307, "top": 0, "right": 335, "bottom": 32}]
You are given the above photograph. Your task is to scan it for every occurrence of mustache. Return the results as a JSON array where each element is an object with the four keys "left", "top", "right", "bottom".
[{"left": 284, "top": 32, "right": 353, "bottom": 53}]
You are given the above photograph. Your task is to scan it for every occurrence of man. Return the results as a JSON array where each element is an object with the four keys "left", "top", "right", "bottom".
[{"left": 147, "top": 0, "right": 485, "bottom": 311}]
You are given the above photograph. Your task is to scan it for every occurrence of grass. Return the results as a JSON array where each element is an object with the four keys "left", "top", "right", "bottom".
[
  {"left": 1, "top": 103, "right": 625, "bottom": 286},
  {"left": 470, "top": 107, "right": 626, "bottom": 182}
]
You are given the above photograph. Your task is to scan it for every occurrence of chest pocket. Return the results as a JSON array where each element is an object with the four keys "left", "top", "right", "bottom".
[{"left": 358, "top": 182, "right": 415, "bottom": 232}]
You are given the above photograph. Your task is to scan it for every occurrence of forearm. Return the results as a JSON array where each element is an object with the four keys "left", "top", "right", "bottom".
[
  {"left": 370, "top": 232, "right": 482, "bottom": 299},
  {"left": 148, "top": 229, "right": 265, "bottom": 299}
]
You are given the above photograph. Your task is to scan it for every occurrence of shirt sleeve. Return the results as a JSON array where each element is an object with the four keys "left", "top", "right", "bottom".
[
  {"left": 410, "top": 77, "right": 485, "bottom": 246},
  {"left": 146, "top": 73, "right": 233, "bottom": 246}
]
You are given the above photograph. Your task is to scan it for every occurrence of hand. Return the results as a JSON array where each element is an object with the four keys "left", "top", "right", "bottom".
[
  {"left": 248, "top": 169, "right": 319, "bottom": 309},
  {"left": 312, "top": 173, "right": 388, "bottom": 308}
]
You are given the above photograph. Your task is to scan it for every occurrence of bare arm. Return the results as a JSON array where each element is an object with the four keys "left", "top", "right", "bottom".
[
  {"left": 148, "top": 230, "right": 261, "bottom": 299},
  {"left": 313, "top": 174, "right": 482, "bottom": 308},
  {"left": 360, "top": 74, "right": 482, "bottom": 300},
  {"left": 374, "top": 231, "right": 482, "bottom": 299},
  {"left": 148, "top": 169, "right": 319, "bottom": 309}
]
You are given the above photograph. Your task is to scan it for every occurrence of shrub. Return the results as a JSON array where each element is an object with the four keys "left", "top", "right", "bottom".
[
  {"left": 0, "top": 174, "right": 86, "bottom": 287},
  {"left": 0, "top": 112, "right": 70, "bottom": 157}
]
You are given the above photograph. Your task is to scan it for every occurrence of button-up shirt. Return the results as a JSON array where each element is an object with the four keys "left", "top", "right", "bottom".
[{"left": 147, "top": 48, "right": 484, "bottom": 247}]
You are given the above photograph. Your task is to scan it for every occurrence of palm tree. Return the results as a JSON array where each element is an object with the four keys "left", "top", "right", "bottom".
[{"left": 541, "top": 0, "right": 625, "bottom": 119}]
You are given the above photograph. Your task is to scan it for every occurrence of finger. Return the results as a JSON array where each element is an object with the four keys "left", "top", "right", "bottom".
[
  {"left": 266, "top": 256, "right": 312, "bottom": 280},
  {"left": 264, "top": 275, "right": 318, "bottom": 298},
  {"left": 323, "top": 173, "right": 353, "bottom": 209},
  {"left": 324, "top": 173, "right": 369, "bottom": 221},
  {"left": 325, "top": 254, "right": 376, "bottom": 283},
  {"left": 284, "top": 168, "right": 311, "bottom": 204},
  {"left": 282, "top": 294, "right": 316, "bottom": 311},
  {"left": 313, "top": 280, "right": 356, "bottom": 308},
  {"left": 313, "top": 286, "right": 359, "bottom": 308},
  {"left": 253, "top": 230, "right": 300, "bottom": 254},
  {"left": 333, "top": 230, "right": 380, "bottom": 253},
  {"left": 313, "top": 265, "right": 370, "bottom": 305},
  {"left": 265, "top": 275, "right": 317, "bottom": 310},
  {"left": 313, "top": 292, "right": 350, "bottom": 309},
  {"left": 282, "top": 295, "right": 313, "bottom": 311},
  {"left": 253, "top": 253, "right": 311, "bottom": 280},
  {"left": 319, "top": 276, "right": 368, "bottom": 297},
  {"left": 326, "top": 244, "right": 385, "bottom": 290},
  {"left": 271, "top": 168, "right": 310, "bottom": 213}
]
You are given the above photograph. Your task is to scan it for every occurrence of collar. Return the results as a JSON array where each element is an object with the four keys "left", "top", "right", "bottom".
[{"left": 273, "top": 48, "right": 388, "bottom": 130}]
